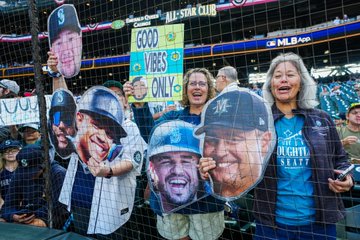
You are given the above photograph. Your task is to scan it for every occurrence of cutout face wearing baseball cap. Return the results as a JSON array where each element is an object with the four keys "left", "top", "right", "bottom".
[
  {"left": 195, "top": 89, "right": 275, "bottom": 200},
  {"left": 48, "top": 4, "right": 82, "bottom": 78},
  {"left": 75, "top": 87, "right": 127, "bottom": 165},
  {"left": 148, "top": 120, "right": 203, "bottom": 212}
]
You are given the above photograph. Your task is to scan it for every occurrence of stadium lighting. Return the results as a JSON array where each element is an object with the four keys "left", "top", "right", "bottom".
[{"left": 248, "top": 73, "right": 267, "bottom": 83}]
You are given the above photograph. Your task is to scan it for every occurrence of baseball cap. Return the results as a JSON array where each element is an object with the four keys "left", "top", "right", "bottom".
[
  {"left": 195, "top": 89, "right": 269, "bottom": 135},
  {"left": 16, "top": 145, "right": 44, "bottom": 168},
  {"left": 78, "top": 87, "right": 127, "bottom": 140},
  {"left": 148, "top": 120, "right": 201, "bottom": 158},
  {"left": 18, "top": 123, "right": 40, "bottom": 133},
  {"left": 48, "top": 4, "right": 81, "bottom": 45},
  {"left": 0, "top": 140, "right": 22, "bottom": 152},
  {"left": 0, "top": 79, "right": 20, "bottom": 95},
  {"left": 49, "top": 89, "right": 76, "bottom": 126},
  {"left": 348, "top": 102, "right": 360, "bottom": 113},
  {"left": 103, "top": 80, "right": 123, "bottom": 91}
]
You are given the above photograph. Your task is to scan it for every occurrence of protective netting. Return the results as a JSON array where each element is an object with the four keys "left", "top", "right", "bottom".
[{"left": 0, "top": 0, "right": 360, "bottom": 239}]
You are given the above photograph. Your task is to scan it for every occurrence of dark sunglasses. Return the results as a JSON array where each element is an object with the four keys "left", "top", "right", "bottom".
[{"left": 52, "top": 111, "right": 74, "bottom": 127}]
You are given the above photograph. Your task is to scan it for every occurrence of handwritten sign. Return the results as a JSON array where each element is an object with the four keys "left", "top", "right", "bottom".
[
  {"left": 0, "top": 96, "right": 52, "bottom": 126},
  {"left": 129, "top": 24, "right": 184, "bottom": 103}
]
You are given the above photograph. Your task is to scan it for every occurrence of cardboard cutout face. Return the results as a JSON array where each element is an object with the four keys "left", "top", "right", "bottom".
[
  {"left": 147, "top": 120, "right": 208, "bottom": 213},
  {"left": 195, "top": 87, "right": 276, "bottom": 201},
  {"left": 74, "top": 86, "right": 127, "bottom": 165},
  {"left": 132, "top": 76, "right": 148, "bottom": 100},
  {"left": 48, "top": 4, "right": 82, "bottom": 78},
  {"left": 49, "top": 89, "right": 77, "bottom": 159}
]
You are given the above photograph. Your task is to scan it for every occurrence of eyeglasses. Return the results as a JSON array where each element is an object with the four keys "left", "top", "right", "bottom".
[
  {"left": 188, "top": 81, "right": 207, "bottom": 88},
  {"left": 3, "top": 148, "right": 20, "bottom": 154},
  {"left": 52, "top": 111, "right": 74, "bottom": 127},
  {"left": 216, "top": 75, "right": 225, "bottom": 79}
]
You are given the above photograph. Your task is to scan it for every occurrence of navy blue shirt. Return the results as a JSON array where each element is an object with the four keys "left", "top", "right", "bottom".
[
  {"left": 0, "top": 168, "right": 14, "bottom": 200},
  {"left": 71, "top": 162, "right": 96, "bottom": 209}
]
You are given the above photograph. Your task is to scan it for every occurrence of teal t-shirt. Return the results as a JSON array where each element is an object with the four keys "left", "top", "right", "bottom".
[{"left": 275, "top": 115, "right": 315, "bottom": 226}]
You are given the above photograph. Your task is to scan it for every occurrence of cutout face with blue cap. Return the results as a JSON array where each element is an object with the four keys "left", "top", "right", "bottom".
[
  {"left": 48, "top": 4, "right": 82, "bottom": 78},
  {"left": 75, "top": 86, "right": 127, "bottom": 165},
  {"left": 148, "top": 120, "right": 203, "bottom": 213},
  {"left": 195, "top": 88, "right": 275, "bottom": 200}
]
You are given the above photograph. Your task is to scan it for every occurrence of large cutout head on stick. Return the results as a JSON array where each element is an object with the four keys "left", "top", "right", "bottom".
[
  {"left": 49, "top": 89, "right": 77, "bottom": 158},
  {"left": 147, "top": 120, "right": 207, "bottom": 213},
  {"left": 195, "top": 88, "right": 275, "bottom": 200},
  {"left": 74, "top": 86, "right": 127, "bottom": 165},
  {"left": 48, "top": 4, "right": 82, "bottom": 78}
]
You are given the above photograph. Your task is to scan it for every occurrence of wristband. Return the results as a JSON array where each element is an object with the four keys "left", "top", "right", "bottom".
[
  {"left": 105, "top": 167, "right": 113, "bottom": 179},
  {"left": 48, "top": 69, "right": 62, "bottom": 78}
]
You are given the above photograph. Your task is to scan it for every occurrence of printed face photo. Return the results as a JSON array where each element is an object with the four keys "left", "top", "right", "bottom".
[
  {"left": 52, "top": 29, "right": 82, "bottom": 78},
  {"left": 76, "top": 112, "right": 115, "bottom": 164},
  {"left": 132, "top": 78, "right": 148, "bottom": 100},
  {"left": 51, "top": 111, "right": 76, "bottom": 155},
  {"left": 203, "top": 127, "right": 271, "bottom": 198},
  {"left": 150, "top": 151, "right": 200, "bottom": 212}
]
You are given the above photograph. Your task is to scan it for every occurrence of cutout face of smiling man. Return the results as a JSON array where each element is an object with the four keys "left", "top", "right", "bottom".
[
  {"left": 148, "top": 120, "right": 203, "bottom": 213},
  {"left": 48, "top": 4, "right": 82, "bottom": 78},
  {"left": 49, "top": 89, "right": 77, "bottom": 158},
  {"left": 75, "top": 87, "right": 127, "bottom": 165},
  {"left": 195, "top": 89, "right": 275, "bottom": 200}
]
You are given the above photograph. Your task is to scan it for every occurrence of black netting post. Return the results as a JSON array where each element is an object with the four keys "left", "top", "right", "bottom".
[{"left": 27, "top": 0, "right": 53, "bottom": 228}]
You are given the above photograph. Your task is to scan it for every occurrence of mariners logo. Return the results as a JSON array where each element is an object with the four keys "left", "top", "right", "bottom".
[
  {"left": 5, "top": 140, "right": 11, "bottom": 145},
  {"left": 170, "top": 128, "right": 181, "bottom": 144},
  {"left": 57, "top": 9, "right": 65, "bottom": 25},
  {"left": 57, "top": 91, "right": 64, "bottom": 103},
  {"left": 213, "top": 98, "right": 231, "bottom": 116},
  {"left": 133, "top": 151, "right": 142, "bottom": 164},
  {"left": 316, "top": 120, "right": 321, "bottom": 127},
  {"left": 21, "top": 159, "right": 28, "bottom": 167}
]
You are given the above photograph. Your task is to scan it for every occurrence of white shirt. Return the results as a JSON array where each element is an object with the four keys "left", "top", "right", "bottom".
[{"left": 59, "top": 119, "right": 147, "bottom": 234}]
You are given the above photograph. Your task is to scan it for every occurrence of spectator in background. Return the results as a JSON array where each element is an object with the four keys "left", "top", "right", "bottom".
[
  {"left": 0, "top": 79, "right": 19, "bottom": 99},
  {"left": 337, "top": 102, "right": 360, "bottom": 163},
  {"left": 333, "top": 113, "right": 346, "bottom": 127},
  {"left": 343, "top": 14, "right": 349, "bottom": 22},
  {"left": 2, "top": 145, "right": 48, "bottom": 227},
  {"left": 102, "top": 80, "right": 132, "bottom": 120},
  {"left": 333, "top": 16, "right": 341, "bottom": 25},
  {"left": 0, "top": 140, "right": 22, "bottom": 210},
  {"left": 18, "top": 123, "right": 41, "bottom": 146},
  {"left": 255, "top": 52, "right": 352, "bottom": 239},
  {"left": 214, "top": 66, "right": 239, "bottom": 93},
  {"left": 251, "top": 83, "right": 262, "bottom": 96}
]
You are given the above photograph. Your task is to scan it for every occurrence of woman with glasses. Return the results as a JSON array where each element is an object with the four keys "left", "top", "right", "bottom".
[{"left": 0, "top": 140, "right": 22, "bottom": 213}]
